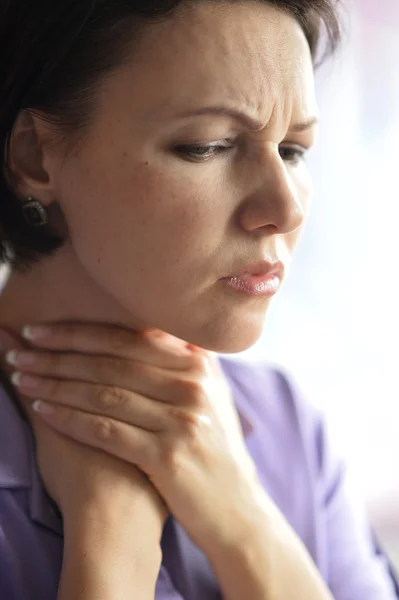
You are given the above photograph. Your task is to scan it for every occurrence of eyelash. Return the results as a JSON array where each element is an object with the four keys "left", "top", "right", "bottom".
[{"left": 174, "top": 143, "right": 307, "bottom": 165}]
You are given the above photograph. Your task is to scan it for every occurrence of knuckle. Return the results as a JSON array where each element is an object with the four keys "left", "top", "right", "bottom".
[
  {"left": 171, "top": 377, "right": 207, "bottom": 407},
  {"left": 141, "top": 329, "right": 163, "bottom": 345},
  {"left": 183, "top": 414, "right": 208, "bottom": 443},
  {"left": 187, "top": 353, "right": 210, "bottom": 376},
  {"left": 91, "top": 386, "right": 126, "bottom": 412},
  {"left": 168, "top": 408, "right": 210, "bottom": 457},
  {"left": 169, "top": 406, "right": 202, "bottom": 432},
  {"left": 92, "top": 417, "right": 115, "bottom": 444},
  {"left": 91, "top": 386, "right": 127, "bottom": 412}
]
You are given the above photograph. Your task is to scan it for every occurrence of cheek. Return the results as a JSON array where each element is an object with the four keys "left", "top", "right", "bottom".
[{"left": 56, "top": 152, "right": 224, "bottom": 294}]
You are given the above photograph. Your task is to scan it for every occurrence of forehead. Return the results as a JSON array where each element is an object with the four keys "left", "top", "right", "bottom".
[{"left": 106, "top": 1, "right": 317, "bottom": 126}]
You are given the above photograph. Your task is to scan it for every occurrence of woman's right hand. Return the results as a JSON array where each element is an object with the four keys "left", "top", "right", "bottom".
[
  {"left": 0, "top": 327, "right": 167, "bottom": 599},
  {"left": 0, "top": 326, "right": 167, "bottom": 536}
]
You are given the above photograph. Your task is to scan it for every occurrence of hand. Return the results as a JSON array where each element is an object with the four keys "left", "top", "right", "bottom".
[
  {"left": 7, "top": 323, "right": 261, "bottom": 554},
  {"left": 0, "top": 328, "right": 167, "bottom": 537}
]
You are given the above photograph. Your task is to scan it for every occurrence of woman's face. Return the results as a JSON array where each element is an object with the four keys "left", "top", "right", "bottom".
[{"left": 47, "top": 1, "right": 318, "bottom": 352}]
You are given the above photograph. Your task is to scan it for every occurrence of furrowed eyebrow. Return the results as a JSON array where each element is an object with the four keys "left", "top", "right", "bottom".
[
  {"left": 288, "top": 117, "right": 319, "bottom": 132},
  {"left": 174, "top": 106, "right": 319, "bottom": 133}
]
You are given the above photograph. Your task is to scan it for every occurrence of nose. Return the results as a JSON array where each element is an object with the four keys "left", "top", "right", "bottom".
[{"left": 238, "top": 151, "right": 306, "bottom": 235}]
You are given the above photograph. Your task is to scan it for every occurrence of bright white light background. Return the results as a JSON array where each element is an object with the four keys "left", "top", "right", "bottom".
[{"left": 236, "top": 0, "right": 399, "bottom": 568}]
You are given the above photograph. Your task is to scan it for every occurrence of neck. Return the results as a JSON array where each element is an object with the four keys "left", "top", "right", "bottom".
[{"left": 0, "top": 245, "right": 144, "bottom": 337}]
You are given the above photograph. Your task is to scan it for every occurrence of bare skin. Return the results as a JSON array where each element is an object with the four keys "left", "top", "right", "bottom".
[{"left": 0, "top": 2, "right": 330, "bottom": 599}]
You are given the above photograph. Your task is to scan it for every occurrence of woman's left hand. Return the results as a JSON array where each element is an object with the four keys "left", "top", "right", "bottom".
[{"left": 7, "top": 323, "right": 261, "bottom": 555}]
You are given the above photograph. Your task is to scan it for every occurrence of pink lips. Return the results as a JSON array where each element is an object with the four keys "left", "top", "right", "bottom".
[
  {"left": 221, "top": 273, "right": 281, "bottom": 297},
  {"left": 221, "top": 260, "right": 284, "bottom": 297}
]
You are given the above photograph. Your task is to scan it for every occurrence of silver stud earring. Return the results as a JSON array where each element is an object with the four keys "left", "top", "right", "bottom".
[{"left": 22, "top": 197, "right": 48, "bottom": 227}]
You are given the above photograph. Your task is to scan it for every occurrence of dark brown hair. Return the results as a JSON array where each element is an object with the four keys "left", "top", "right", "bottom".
[{"left": 0, "top": 0, "right": 341, "bottom": 269}]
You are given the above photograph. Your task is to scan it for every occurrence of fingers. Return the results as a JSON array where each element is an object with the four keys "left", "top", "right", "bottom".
[
  {"left": 20, "top": 323, "right": 194, "bottom": 370},
  {"left": 31, "top": 402, "right": 160, "bottom": 472},
  {"left": 11, "top": 373, "right": 168, "bottom": 432},
  {"left": 6, "top": 350, "right": 185, "bottom": 403},
  {"left": 6, "top": 341, "right": 211, "bottom": 406}
]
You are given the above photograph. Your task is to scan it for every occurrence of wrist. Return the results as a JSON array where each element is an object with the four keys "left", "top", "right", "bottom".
[
  {"left": 62, "top": 482, "right": 166, "bottom": 540},
  {"left": 202, "top": 481, "right": 272, "bottom": 559},
  {"left": 62, "top": 503, "right": 162, "bottom": 597},
  {"left": 63, "top": 496, "right": 164, "bottom": 545},
  {"left": 205, "top": 491, "right": 332, "bottom": 600},
  {"left": 204, "top": 507, "right": 273, "bottom": 600},
  {"left": 60, "top": 517, "right": 162, "bottom": 600}
]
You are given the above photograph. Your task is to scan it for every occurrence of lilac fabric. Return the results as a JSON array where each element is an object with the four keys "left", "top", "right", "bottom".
[{"left": 0, "top": 358, "right": 397, "bottom": 599}]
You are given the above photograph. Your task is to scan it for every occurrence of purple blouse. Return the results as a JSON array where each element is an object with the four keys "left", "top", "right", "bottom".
[{"left": 0, "top": 358, "right": 397, "bottom": 599}]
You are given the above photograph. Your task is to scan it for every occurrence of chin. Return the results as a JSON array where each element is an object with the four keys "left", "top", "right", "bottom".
[{"left": 186, "top": 312, "right": 269, "bottom": 355}]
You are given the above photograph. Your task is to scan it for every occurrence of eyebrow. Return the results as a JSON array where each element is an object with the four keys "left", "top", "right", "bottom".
[{"left": 175, "top": 106, "right": 319, "bottom": 133}]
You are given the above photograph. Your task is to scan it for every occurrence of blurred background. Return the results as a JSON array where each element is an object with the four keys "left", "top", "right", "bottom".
[{"left": 237, "top": 0, "right": 399, "bottom": 573}]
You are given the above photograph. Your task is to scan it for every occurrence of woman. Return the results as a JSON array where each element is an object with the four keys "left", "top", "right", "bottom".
[{"left": 0, "top": 0, "right": 397, "bottom": 598}]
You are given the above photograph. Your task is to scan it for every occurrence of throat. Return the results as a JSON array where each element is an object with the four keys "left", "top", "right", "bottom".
[{"left": 0, "top": 246, "right": 143, "bottom": 336}]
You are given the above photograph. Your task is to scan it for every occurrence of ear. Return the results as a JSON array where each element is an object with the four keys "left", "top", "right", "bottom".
[{"left": 7, "top": 110, "right": 59, "bottom": 207}]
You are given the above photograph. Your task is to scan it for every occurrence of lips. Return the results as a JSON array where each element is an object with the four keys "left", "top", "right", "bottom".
[
  {"left": 220, "top": 259, "right": 285, "bottom": 298},
  {"left": 223, "top": 259, "right": 284, "bottom": 280}
]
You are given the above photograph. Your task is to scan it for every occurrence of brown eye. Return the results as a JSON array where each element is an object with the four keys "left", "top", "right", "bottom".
[
  {"left": 279, "top": 146, "right": 307, "bottom": 164},
  {"left": 174, "top": 143, "right": 232, "bottom": 161}
]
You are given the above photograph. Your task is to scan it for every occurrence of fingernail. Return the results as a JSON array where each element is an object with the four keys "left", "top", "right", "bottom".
[
  {"left": 11, "top": 372, "right": 39, "bottom": 389},
  {"left": 6, "top": 350, "right": 36, "bottom": 366},
  {"left": 6, "top": 350, "right": 18, "bottom": 366},
  {"left": 186, "top": 343, "right": 202, "bottom": 352},
  {"left": 22, "top": 326, "right": 51, "bottom": 341},
  {"left": 33, "top": 400, "right": 54, "bottom": 416},
  {"left": 10, "top": 371, "right": 21, "bottom": 386}
]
